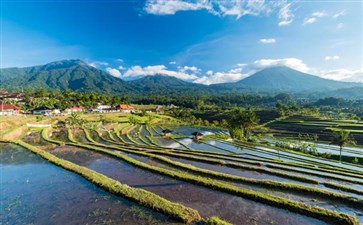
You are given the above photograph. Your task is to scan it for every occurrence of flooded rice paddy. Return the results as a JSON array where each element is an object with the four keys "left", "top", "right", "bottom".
[{"left": 4, "top": 124, "right": 363, "bottom": 225}]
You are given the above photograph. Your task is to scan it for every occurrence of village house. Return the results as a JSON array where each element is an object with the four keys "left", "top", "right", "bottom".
[
  {"left": 192, "top": 131, "right": 204, "bottom": 140},
  {"left": 5, "top": 92, "right": 26, "bottom": 102},
  {"left": 32, "top": 106, "right": 60, "bottom": 116},
  {"left": 65, "top": 105, "right": 84, "bottom": 114},
  {"left": 96, "top": 104, "right": 112, "bottom": 112},
  {"left": 0, "top": 104, "right": 21, "bottom": 115},
  {"left": 162, "top": 129, "right": 172, "bottom": 137},
  {"left": 117, "top": 104, "right": 134, "bottom": 113}
]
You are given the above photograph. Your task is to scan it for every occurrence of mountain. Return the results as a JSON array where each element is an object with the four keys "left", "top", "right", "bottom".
[
  {"left": 1, "top": 61, "right": 362, "bottom": 98},
  {"left": 128, "top": 75, "right": 208, "bottom": 94},
  {"left": 0, "top": 60, "right": 131, "bottom": 93},
  {"left": 213, "top": 66, "right": 362, "bottom": 92}
]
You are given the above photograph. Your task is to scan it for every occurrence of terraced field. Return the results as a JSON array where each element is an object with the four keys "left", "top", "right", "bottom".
[
  {"left": 267, "top": 115, "right": 363, "bottom": 145},
  {"left": 2, "top": 119, "right": 363, "bottom": 225}
]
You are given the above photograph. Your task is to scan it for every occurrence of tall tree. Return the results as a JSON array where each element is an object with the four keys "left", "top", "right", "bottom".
[
  {"left": 331, "top": 130, "right": 355, "bottom": 163},
  {"left": 229, "top": 108, "right": 259, "bottom": 140}
]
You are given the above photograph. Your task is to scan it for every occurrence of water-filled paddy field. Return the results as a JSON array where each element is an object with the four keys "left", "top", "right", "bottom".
[{"left": 3, "top": 124, "right": 363, "bottom": 225}]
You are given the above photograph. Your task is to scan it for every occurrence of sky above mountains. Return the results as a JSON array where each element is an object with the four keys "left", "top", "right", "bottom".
[{"left": 1, "top": 0, "right": 362, "bottom": 84}]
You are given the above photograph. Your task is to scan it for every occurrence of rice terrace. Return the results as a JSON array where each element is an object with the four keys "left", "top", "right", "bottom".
[
  {"left": 1, "top": 0, "right": 363, "bottom": 224},
  {"left": 1, "top": 109, "right": 363, "bottom": 225}
]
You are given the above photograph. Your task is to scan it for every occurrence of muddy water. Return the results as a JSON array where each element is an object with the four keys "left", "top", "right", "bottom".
[
  {"left": 148, "top": 126, "right": 160, "bottom": 136},
  {"left": 121, "top": 134, "right": 134, "bottom": 144},
  {"left": 205, "top": 140, "right": 245, "bottom": 154},
  {"left": 0, "top": 143, "right": 179, "bottom": 225},
  {"left": 269, "top": 167, "right": 363, "bottom": 190},
  {"left": 178, "top": 138, "right": 229, "bottom": 153},
  {"left": 89, "top": 130, "right": 112, "bottom": 145},
  {"left": 163, "top": 155, "right": 363, "bottom": 221},
  {"left": 140, "top": 125, "right": 151, "bottom": 136},
  {"left": 154, "top": 137, "right": 187, "bottom": 149},
  {"left": 47, "top": 145, "right": 328, "bottom": 225},
  {"left": 165, "top": 155, "right": 309, "bottom": 184}
]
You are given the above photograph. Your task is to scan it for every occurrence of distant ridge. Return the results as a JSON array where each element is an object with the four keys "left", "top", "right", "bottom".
[
  {"left": 128, "top": 74, "right": 206, "bottom": 93},
  {"left": 213, "top": 66, "right": 361, "bottom": 92},
  {"left": 0, "top": 59, "right": 131, "bottom": 93},
  {"left": 1, "top": 60, "right": 362, "bottom": 97}
]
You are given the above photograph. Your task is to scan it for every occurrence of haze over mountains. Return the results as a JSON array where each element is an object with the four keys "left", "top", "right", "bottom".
[{"left": 1, "top": 60, "right": 362, "bottom": 98}]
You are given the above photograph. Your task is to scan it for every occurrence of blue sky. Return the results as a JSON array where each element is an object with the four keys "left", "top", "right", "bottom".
[{"left": 1, "top": 0, "right": 362, "bottom": 84}]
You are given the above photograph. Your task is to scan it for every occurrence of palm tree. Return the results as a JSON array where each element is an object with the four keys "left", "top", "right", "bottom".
[
  {"left": 67, "top": 112, "right": 83, "bottom": 128},
  {"left": 331, "top": 130, "right": 355, "bottom": 163},
  {"left": 229, "top": 108, "right": 259, "bottom": 140}
]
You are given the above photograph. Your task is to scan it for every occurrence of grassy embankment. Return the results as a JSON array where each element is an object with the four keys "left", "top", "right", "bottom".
[
  {"left": 44, "top": 129, "right": 360, "bottom": 225},
  {"left": 11, "top": 140, "right": 202, "bottom": 223},
  {"left": 84, "top": 127, "right": 363, "bottom": 195},
  {"left": 69, "top": 129, "right": 363, "bottom": 205}
]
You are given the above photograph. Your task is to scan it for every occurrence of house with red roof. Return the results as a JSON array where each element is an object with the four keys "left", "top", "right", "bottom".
[
  {"left": 116, "top": 104, "right": 134, "bottom": 113},
  {"left": 0, "top": 104, "right": 21, "bottom": 115},
  {"left": 65, "top": 106, "right": 85, "bottom": 114}
]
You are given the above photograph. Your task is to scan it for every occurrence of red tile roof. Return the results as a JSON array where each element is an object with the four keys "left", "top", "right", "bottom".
[
  {"left": 118, "top": 104, "right": 134, "bottom": 109},
  {"left": 0, "top": 104, "right": 21, "bottom": 111},
  {"left": 70, "top": 106, "right": 84, "bottom": 110}
]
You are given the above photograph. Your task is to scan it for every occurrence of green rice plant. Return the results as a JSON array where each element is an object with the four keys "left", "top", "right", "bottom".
[
  {"left": 205, "top": 216, "right": 233, "bottom": 225},
  {"left": 58, "top": 142, "right": 359, "bottom": 225}
]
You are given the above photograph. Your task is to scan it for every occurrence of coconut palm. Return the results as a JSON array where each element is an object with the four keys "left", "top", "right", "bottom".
[
  {"left": 331, "top": 130, "right": 355, "bottom": 163},
  {"left": 66, "top": 112, "right": 84, "bottom": 128},
  {"left": 229, "top": 108, "right": 259, "bottom": 140}
]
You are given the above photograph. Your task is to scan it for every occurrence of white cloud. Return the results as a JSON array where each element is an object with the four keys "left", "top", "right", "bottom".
[
  {"left": 118, "top": 65, "right": 126, "bottom": 70},
  {"left": 145, "top": 0, "right": 294, "bottom": 22},
  {"left": 320, "top": 69, "right": 363, "bottom": 83},
  {"left": 106, "top": 67, "right": 122, "bottom": 77},
  {"left": 259, "top": 38, "right": 276, "bottom": 44},
  {"left": 194, "top": 57, "right": 310, "bottom": 85},
  {"left": 324, "top": 55, "right": 340, "bottom": 61},
  {"left": 88, "top": 61, "right": 109, "bottom": 68},
  {"left": 250, "top": 58, "right": 310, "bottom": 73},
  {"left": 122, "top": 64, "right": 198, "bottom": 80},
  {"left": 311, "top": 11, "right": 327, "bottom": 17},
  {"left": 303, "top": 11, "right": 327, "bottom": 25},
  {"left": 144, "top": 0, "right": 211, "bottom": 15},
  {"left": 194, "top": 70, "right": 248, "bottom": 85},
  {"left": 333, "top": 10, "right": 346, "bottom": 19},
  {"left": 206, "top": 70, "right": 213, "bottom": 75},
  {"left": 178, "top": 65, "right": 201, "bottom": 73},
  {"left": 169, "top": 61, "right": 177, "bottom": 64},
  {"left": 303, "top": 17, "right": 317, "bottom": 25},
  {"left": 278, "top": 3, "right": 294, "bottom": 26},
  {"left": 116, "top": 58, "right": 124, "bottom": 62},
  {"left": 109, "top": 57, "right": 363, "bottom": 85}
]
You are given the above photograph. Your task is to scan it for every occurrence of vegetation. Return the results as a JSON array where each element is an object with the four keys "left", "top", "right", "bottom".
[
  {"left": 228, "top": 108, "right": 259, "bottom": 140},
  {"left": 11, "top": 140, "right": 202, "bottom": 224},
  {"left": 42, "top": 129, "right": 360, "bottom": 225},
  {"left": 72, "top": 137, "right": 363, "bottom": 207},
  {"left": 331, "top": 130, "right": 356, "bottom": 163}
]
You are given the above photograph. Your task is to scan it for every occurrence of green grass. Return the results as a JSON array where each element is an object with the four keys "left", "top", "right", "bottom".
[{"left": 206, "top": 216, "right": 233, "bottom": 225}]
